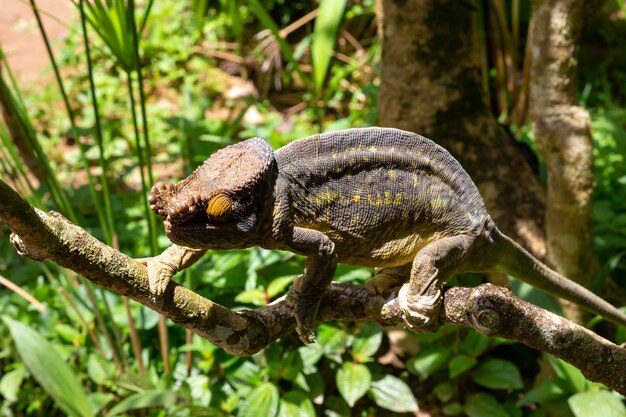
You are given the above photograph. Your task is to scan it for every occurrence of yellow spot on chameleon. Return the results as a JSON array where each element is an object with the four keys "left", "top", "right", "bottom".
[
  {"left": 352, "top": 195, "right": 361, "bottom": 203},
  {"left": 384, "top": 190, "right": 392, "bottom": 205},
  {"left": 368, "top": 146, "right": 377, "bottom": 152},
  {"left": 412, "top": 173, "right": 419, "bottom": 188},
  {"left": 430, "top": 198, "right": 447, "bottom": 209},
  {"left": 368, "top": 194, "right": 383, "bottom": 206},
  {"left": 388, "top": 170, "right": 397, "bottom": 179},
  {"left": 308, "top": 191, "right": 342, "bottom": 206}
]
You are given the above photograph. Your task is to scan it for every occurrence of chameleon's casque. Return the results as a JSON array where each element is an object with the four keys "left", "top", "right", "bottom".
[{"left": 147, "top": 127, "right": 626, "bottom": 343}]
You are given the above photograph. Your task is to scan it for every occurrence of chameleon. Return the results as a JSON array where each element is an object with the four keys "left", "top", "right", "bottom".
[{"left": 145, "top": 127, "right": 626, "bottom": 343}]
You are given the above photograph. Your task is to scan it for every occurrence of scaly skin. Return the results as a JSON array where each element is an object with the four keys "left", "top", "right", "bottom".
[{"left": 145, "top": 127, "right": 626, "bottom": 343}]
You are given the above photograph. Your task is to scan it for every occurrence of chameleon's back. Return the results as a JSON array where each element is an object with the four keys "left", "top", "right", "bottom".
[{"left": 274, "top": 127, "right": 489, "bottom": 267}]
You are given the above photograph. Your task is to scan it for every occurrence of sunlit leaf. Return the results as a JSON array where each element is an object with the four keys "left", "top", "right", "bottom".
[
  {"left": 351, "top": 323, "right": 383, "bottom": 362},
  {"left": 238, "top": 382, "right": 280, "bottom": 417},
  {"left": 368, "top": 375, "right": 418, "bottom": 413},
  {"left": 407, "top": 346, "right": 452, "bottom": 381},
  {"left": 569, "top": 391, "right": 626, "bottom": 417},
  {"left": 336, "top": 362, "right": 371, "bottom": 407},
  {"left": 4, "top": 317, "right": 94, "bottom": 417}
]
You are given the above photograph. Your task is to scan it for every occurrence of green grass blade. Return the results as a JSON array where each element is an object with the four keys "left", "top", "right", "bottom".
[
  {"left": 139, "top": 0, "right": 154, "bottom": 34},
  {"left": 3, "top": 317, "right": 95, "bottom": 417},
  {"left": 312, "top": 0, "right": 347, "bottom": 94},
  {"left": 78, "top": 0, "right": 116, "bottom": 242}
]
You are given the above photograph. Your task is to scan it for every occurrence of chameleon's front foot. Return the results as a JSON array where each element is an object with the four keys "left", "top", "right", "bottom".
[
  {"left": 137, "top": 245, "right": 207, "bottom": 298},
  {"left": 147, "top": 258, "right": 176, "bottom": 296},
  {"left": 137, "top": 256, "right": 176, "bottom": 297},
  {"left": 397, "top": 283, "right": 441, "bottom": 331},
  {"left": 286, "top": 275, "right": 321, "bottom": 344}
]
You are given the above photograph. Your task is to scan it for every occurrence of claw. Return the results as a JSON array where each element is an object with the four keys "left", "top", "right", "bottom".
[{"left": 397, "top": 284, "right": 441, "bottom": 330}]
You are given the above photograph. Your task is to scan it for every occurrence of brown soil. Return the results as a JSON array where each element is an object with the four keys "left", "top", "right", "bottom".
[{"left": 0, "top": 0, "right": 74, "bottom": 80}]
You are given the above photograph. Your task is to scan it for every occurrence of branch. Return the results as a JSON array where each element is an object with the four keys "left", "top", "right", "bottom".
[{"left": 1, "top": 178, "right": 625, "bottom": 394}]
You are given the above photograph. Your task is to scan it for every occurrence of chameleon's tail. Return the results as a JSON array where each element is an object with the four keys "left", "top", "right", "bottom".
[{"left": 491, "top": 229, "right": 626, "bottom": 328}]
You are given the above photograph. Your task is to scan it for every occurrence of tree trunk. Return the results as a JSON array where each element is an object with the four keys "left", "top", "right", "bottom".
[
  {"left": 528, "top": 0, "right": 597, "bottom": 323},
  {"left": 377, "top": 0, "right": 547, "bottom": 257}
]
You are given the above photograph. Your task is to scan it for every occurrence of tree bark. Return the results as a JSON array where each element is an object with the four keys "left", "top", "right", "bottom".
[
  {"left": 2, "top": 178, "right": 625, "bottom": 394},
  {"left": 529, "top": 0, "right": 597, "bottom": 323},
  {"left": 377, "top": 0, "right": 547, "bottom": 257}
]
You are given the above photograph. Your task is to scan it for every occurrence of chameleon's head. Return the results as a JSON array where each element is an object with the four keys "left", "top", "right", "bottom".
[{"left": 148, "top": 138, "right": 277, "bottom": 249}]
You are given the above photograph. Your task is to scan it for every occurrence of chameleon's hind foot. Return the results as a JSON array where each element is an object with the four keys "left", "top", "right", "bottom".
[{"left": 397, "top": 283, "right": 441, "bottom": 330}]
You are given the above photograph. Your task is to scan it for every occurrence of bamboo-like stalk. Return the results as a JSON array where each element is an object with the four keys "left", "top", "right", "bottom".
[
  {"left": 29, "top": 0, "right": 108, "bottom": 240},
  {"left": 78, "top": 0, "right": 116, "bottom": 243}
]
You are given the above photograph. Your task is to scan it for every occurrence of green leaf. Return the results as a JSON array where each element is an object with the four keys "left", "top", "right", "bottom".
[
  {"left": 294, "top": 371, "right": 324, "bottom": 398},
  {"left": 336, "top": 362, "right": 371, "bottom": 407},
  {"left": 3, "top": 317, "right": 94, "bottom": 417},
  {"left": 568, "top": 391, "right": 626, "bottom": 417},
  {"left": 325, "top": 395, "right": 351, "bottom": 417},
  {"left": 449, "top": 354, "right": 477, "bottom": 378},
  {"left": 278, "top": 391, "right": 316, "bottom": 417},
  {"left": 312, "top": 0, "right": 347, "bottom": 94},
  {"left": 473, "top": 359, "right": 523, "bottom": 390},
  {"left": 87, "top": 393, "right": 115, "bottom": 416},
  {"left": 274, "top": 349, "right": 303, "bottom": 381},
  {"left": 238, "top": 382, "right": 280, "bottom": 417},
  {"left": 351, "top": 323, "right": 383, "bottom": 362},
  {"left": 406, "top": 347, "right": 452, "bottom": 380},
  {"left": 516, "top": 379, "right": 569, "bottom": 406},
  {"left": 234, "top": 289, "right": 266, "bottom": 306},
  {"left": 107, "top": 390, "right": 179, "bottom": 416},
  {"left": 87, "top": 353, "right": 112, "bottom": 385},
  {"left": 0, "top": 366, "right": 25, "bottom": 402},
  {"left": 316, "top": 324, "right": 350, "bottom": 358},
  {"left": 267, "top": 276, "right": 295, "bottom": 298},
  {"left": 443, "top": 402, "right": 464, "bottom": 415},
  {"left": 464, "top": 393, "right": 509, "bottom": 417},
  {"left": 368, "top": 375, "right": 418, "bottom": 413},
  {"left": 547, "top": 355, "right": 588, "bottom": 393},
  {"left": 54, "top": 323, "right": 84, "bottom": 345},
  {"left": 433, "top": 381, "right": 454, "bottom": 402},
  {"left": 298, "top": 343, "right": 325, "bottom": 372},
  {"left": 460, "top": 329, "right": 491, "bottom": 357}
]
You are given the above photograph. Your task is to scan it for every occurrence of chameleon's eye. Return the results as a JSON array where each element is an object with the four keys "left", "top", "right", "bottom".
[{"left": 206, "top": 194, "right": 232, "bottom": 221}]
